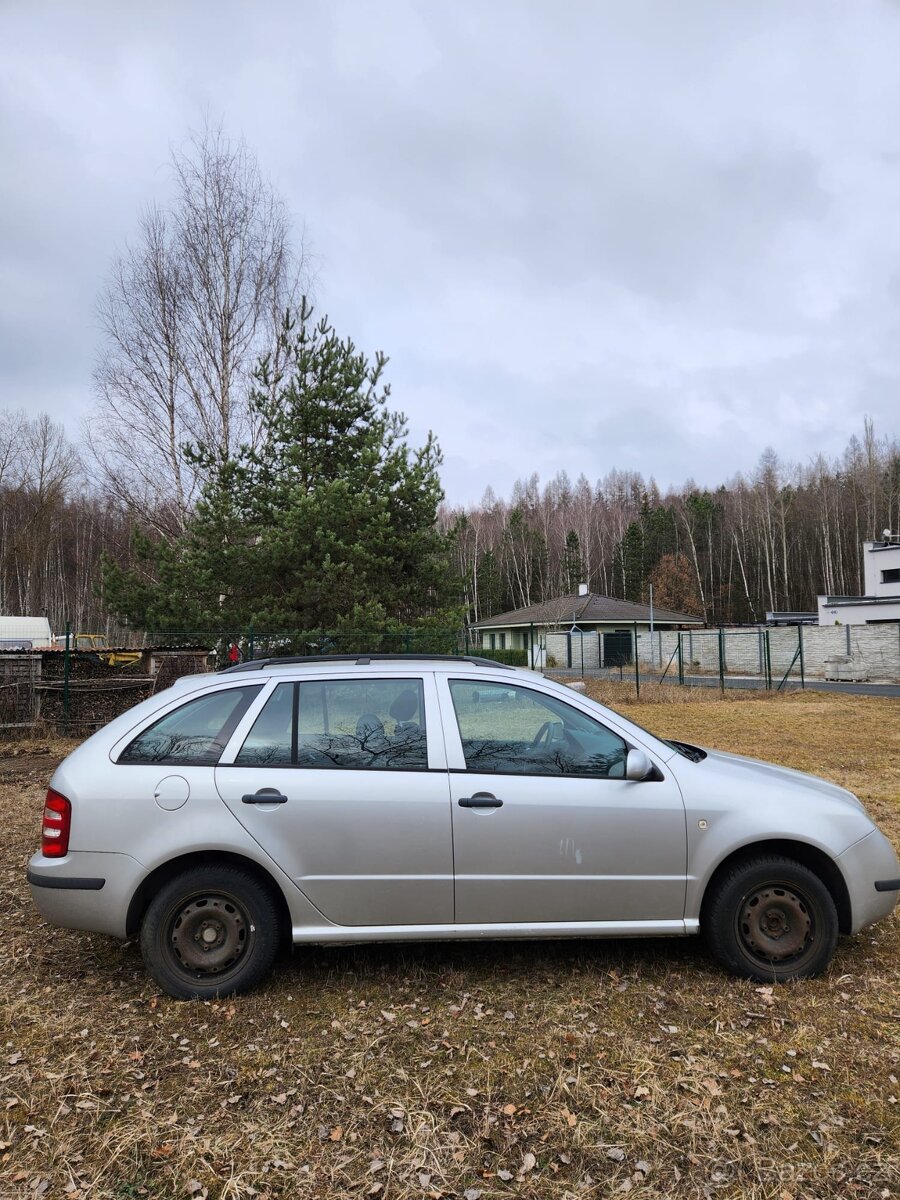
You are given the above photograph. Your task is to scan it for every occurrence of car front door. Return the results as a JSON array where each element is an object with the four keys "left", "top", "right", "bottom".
[
  {"left": 438, "top": 677, "right": 687, "bottom": 926},
  {"left": 215, "top": 673, "right": 453, "bottom": 927}
]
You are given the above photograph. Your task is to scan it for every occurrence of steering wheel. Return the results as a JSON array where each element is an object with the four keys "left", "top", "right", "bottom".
[
  {"left": 527, "top": 721, "right": 584, "bottom": 757},
  {"left": 529, "top": 720, "right": 555, "bottom": 750}
]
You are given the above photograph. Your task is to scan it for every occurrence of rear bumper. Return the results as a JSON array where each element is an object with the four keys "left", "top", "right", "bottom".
[
  {"left": 27, "top": 868, "right": 105, "bottom": 890},
  {"left": 27, "top": 850, "right": 146, "bottom": 938}
]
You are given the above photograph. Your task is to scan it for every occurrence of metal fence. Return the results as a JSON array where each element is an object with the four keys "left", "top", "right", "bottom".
[
  {"left": 0, "top": 626, "right": 472, "bottom": 734},
  {"left": 4, "top": 620, "right": 889, "bottom": 736},
  {"left": 536, "top": 623, "right": 819, "bottom": 696},
  {"left": 536, "top": 623, "right": 877, "bottom": 694}
]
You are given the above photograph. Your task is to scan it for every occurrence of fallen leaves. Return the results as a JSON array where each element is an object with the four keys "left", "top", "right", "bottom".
[{"left": 2, "top": 698, "right": 899, "bottom": 1199}]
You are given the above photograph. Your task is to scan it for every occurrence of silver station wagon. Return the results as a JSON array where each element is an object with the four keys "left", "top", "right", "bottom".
[{"left": 28, "top": 655, "right": 900, "bottom": 999}]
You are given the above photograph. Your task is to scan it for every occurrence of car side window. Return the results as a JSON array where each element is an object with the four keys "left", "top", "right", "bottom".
[
  {"left": 233, "top": 678, "right": 429, "bottom": 770},
  {"left": 448, "top": 680, "right": 627, "bottom": 777},
  {"left": 297, "top": 678, "right": 428, "bottom": 770},
  {"left": 235, "top": 682, "right": 294, "bottom": 765},
  {"left": 119, "top": 686, "right": 262, "bottom": 766}
]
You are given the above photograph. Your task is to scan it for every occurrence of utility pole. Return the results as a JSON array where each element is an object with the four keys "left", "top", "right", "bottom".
[{"left": 649, "top": 583, "right": 654, "bottom": 668}]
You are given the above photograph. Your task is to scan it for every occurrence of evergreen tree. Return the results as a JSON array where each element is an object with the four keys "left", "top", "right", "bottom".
[
  {"left": 563, "top": 530, "right": 586, "bottom": 592},
  {"left": 613, "top": 502, "right": 679, "bottom": 603},
  {"left": 101, "top": 301, "right": 460, "bottom": 636}
]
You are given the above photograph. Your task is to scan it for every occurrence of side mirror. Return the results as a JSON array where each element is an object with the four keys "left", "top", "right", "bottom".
[{"left": 625, "top": 749, "right": 653, "bottom": 781}]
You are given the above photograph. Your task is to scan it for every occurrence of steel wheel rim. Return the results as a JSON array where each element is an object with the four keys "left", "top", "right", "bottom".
[
  {"left": 167, "top": 891, "right": 254, "bottom": 979},
  {"left": 736, "top": 880, "right": 816, "bottom": 966}
]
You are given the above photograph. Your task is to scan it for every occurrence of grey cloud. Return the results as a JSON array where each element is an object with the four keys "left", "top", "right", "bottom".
[{"left": 1, "top": 0, "right": 899, "bottom": 502}]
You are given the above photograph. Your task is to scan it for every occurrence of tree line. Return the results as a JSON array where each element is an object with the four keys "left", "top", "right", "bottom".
[
  {"left": 4, "top": 398, "right": 895, "bottom": 637},
  {"left": 442, "top": 420, "right": 900, "bottom": 626}
]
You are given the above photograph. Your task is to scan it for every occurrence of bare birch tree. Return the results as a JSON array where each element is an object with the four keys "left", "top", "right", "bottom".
[{"left": 89, "top": 124, "right": 307, "bottom": 533}]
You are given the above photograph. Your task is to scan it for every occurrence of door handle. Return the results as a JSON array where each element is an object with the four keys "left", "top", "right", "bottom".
[
  {"left": 242, "top": 790, "right": 288, "bottom": 805},
  {"left": 458, "top": 792, "right": 503, "bottom": 809}
]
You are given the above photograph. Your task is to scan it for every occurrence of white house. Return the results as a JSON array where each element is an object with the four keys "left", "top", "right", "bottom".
[
  {"left": 472, "top": 585, "right": 703, "bottom": 668},
  {"left": 817, "top": 533, "right": 900, "bottom": 625}
]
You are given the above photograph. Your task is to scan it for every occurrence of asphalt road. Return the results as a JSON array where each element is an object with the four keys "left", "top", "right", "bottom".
[
  {"left": 549, "top": 669, "right": 900, "bottom": 698},
  {"left": 677, "top": 673, "right": 900, "bottom": 698}
]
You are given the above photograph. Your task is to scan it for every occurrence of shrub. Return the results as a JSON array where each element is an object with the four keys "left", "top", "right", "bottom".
[{"left": 476, "top": 647, "right": 527, "bottom": 666}]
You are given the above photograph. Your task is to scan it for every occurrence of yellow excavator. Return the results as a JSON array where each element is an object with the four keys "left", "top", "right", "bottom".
[{"left": 72, "top": 634, "right": 141, "bottom": 668}]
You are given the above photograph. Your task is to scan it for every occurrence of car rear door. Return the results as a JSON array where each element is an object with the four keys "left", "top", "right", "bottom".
[
  {"left": 215, "top": 672, "right": 453, "bottom": 927},
  {"left": 438, "top": 675, "right": 687, "bottom": 926}
]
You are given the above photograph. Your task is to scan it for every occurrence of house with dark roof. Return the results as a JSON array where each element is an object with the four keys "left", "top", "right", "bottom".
[{"left": 472, "top": 584, "right": 703, "bottom": 669}]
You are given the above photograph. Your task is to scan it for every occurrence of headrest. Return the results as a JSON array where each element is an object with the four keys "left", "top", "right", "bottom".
[{"left": 389, "top": 689, "right": 418, "bottom": 722}]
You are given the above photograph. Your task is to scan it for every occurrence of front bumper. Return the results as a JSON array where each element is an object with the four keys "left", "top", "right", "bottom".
[
  {"left": 838, "top": 830, "right": 900, "bottom": 933},
  {"left": 27, "top": 850, "right": 147, "bottom": 938}
]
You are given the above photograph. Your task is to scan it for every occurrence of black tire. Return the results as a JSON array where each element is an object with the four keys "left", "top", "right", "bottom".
[
  {"left": 140, "top": 865, "right": 281, "bottom": 1000},
  {"left": 703, "top": 855, "right": 839, "bottom": 982}
]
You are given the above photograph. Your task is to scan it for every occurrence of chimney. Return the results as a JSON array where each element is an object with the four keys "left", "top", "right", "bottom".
[{"left": 577, "top": 582, "right": 589, "bottom": 596}]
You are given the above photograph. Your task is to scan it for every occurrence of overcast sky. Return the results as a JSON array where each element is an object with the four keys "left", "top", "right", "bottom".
[{"left": 2, "top": 1, "right": 900, "bottom": 506}]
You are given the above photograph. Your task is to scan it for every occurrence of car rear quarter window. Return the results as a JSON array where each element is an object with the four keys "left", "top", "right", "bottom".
[
  {"left": 234, "top": 677, "right": 429, "bottom": 770},
  {"left": 118, "top": 685, "right": 262, "bottom": 766},
  {"left": 449, "top": 679, "right": 627, "bottom": 777},
  {"left": 235, "top": 682, "right": 294, "bottom": 765}
]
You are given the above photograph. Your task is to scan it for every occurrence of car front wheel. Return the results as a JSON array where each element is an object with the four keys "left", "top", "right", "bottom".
[
  {"left": 703, "top": 855, "right": 839, "bottom": 981},
  {"left": 140, "top": 865, "right": 281, "bottom": 999}
]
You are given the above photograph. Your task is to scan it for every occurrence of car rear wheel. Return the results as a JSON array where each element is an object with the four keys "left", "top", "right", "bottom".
[
  {"left": 703, "top": 855, "right": 839, "bottom": 981},
  {"left": 140, "top": 865, "right": 281, "bottom": 999}
]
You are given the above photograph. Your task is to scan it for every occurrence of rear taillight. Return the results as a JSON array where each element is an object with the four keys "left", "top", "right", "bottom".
[{"left": 41, "top": 789, "right": 71, "bottom": 858}]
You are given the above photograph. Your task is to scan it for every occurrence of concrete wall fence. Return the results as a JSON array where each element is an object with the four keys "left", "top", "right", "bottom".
[
  {"left": 641, "top": 625, "right": 900, "bottom": 681},
  {"left": 545, "top": 625, "right": 900, "bottom": 682}
]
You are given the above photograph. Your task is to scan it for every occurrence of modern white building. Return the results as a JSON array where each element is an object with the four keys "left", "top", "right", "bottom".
[{"left": 817, "top": 533, "right": 900, "bottom": 625}]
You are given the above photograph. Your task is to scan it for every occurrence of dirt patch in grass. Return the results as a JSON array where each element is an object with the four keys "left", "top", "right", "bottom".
[
  {"left": 1, "top": 695, "right": 899, "bottom": 1199},
  {"left": 0, "top": 736, "right": 80, "bottom": 784}
]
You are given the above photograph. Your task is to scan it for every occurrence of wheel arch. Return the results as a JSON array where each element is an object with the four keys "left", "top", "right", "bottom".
[
  {"left": 126, "top": 850, "right": 292, "bottom": 944},
  {"left": 700, "top": 839, "right": 852, "bottom": 935}
]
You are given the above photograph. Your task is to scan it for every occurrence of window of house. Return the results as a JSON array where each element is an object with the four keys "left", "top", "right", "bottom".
[
  {"left": 881, "top": 568, "right": 900, "bottom": 584},
  {"left": 119, "top": 686, "right": 262, "bottom": 765},
  {"left": 448, "top": 680, "right": 627, "bottom": 778},
  {"left": 234, "top": 678, "right": 428, "bottom": 770},
  {"left": 498, "top": 632, "right": 506, "bottom": 649},
  {"left": 488, "top": 634, "right": 496, "bottom": 650}
]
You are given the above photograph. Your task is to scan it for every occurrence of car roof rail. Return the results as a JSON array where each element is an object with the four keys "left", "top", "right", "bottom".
[{"left": 219, "top": 653, "right": 514, "bottom": 674}]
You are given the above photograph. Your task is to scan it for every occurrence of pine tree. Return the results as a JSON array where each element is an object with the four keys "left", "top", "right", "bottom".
[
  {"left": 563, "top": 530, "right": 585, "bottom": 592},
  {"left": 101, "top": 301, "right": 460, "bottom": 637}
]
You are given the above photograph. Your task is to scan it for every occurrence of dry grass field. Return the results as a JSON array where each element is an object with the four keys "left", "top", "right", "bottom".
[{"left": 1, "top": 689, "right": 899, "bottom": 1200}]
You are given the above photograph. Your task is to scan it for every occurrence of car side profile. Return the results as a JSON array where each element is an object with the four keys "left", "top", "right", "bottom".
[{"left": 28, "top": 655, "right": 900, "bottom": 999}]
